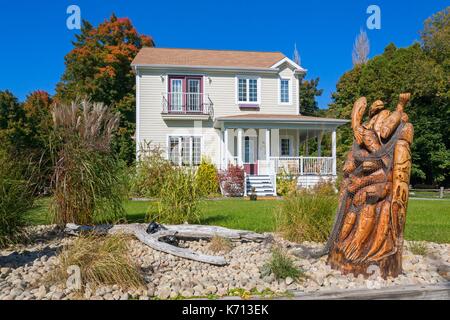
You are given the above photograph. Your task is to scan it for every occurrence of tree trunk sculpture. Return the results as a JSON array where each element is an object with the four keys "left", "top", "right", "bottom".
[{"left": 326, "top": 93, "right": 414, "bottom": 279}]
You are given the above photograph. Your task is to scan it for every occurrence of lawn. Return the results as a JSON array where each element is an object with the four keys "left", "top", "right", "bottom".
[{"left": 28, "top": 197, "right": 450, "bottom": 243}]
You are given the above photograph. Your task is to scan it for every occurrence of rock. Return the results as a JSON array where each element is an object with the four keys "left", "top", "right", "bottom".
[
  {"left": 35, "top": 285, "right": 47, "bottom": 299},
  {"left": 9, "top": 288, "right": 23, "bottom": 298},
  {"left": 157, "top": 286, "right": 171, "bottom": 299},
  {"left": 437, "top": 263, "right": 450, "bottom": 280},
  {"left": 1, "top": 267, "right": 11, "bottom": 275},
  {"left": 285, "top": 277, "right": 294, "bottom": 285},
  {"left": 181, "top": 289, "right": 194, "bottom": 297},
  {"left": 51, "top": 291, "right": 64, "bottom": 300},
  {"left": 104, "top": 293, "right": 113, "bottom": 300},
  {"left": 205, "top": 285, "right": 217, "bottom": 295},
  {"left": 120, "top": 293, "right": 129, "bottom": 300}
]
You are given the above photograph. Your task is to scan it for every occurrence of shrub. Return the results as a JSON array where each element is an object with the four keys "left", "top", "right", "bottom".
[
  {"left": 50, "top": 100, "right": 126, "bottom": 225},
  {"left": 131, "top": 142, "right": 174, "bottom": 198},
  {"left": 195, "top": 158, "right": 220, "bottom": 197},
  {"left": 312, "top": 179, "right": 337, "bottom": 196},
  {"left": 53, "top": 234, "right": 144, "bottom": 289},
  {"left": 275, "top": 189, "right": 338, "bottom": 242},
  {"left": 261, "top": 246, "right": 304, "bottom": 280},
  {"left": 276, "top": 170, "right": 297, "bottom": 196},
  {"left": 148, "top": 168, "right": 202, "bottom": 224},
  {"left": 218, "top": 164, "right": 245, "bottom": 197},
  {"left": 209, "top": 235, "right": 232, "bottom": 253},
  {"left": 408, "top": 241, "right": 428, "bottom": 256},
  {"left": 0, "top": 149, "right": 36, "bottom": 247}
]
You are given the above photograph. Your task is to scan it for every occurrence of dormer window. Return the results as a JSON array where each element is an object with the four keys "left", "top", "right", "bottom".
[
  {"left": 236, "top": 76, "right": 260, "bottom": 105},
  {"left": 279, "top": 78, "right": 291, "bottom": 104}
]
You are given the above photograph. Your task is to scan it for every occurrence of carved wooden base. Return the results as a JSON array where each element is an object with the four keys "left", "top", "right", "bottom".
[{"left": 327, "top": 244, "right": 404, "bottom": 279}]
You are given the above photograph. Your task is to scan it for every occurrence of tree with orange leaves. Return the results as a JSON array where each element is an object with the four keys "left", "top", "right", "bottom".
[{"left": 56, "top": 14, "right": 154, "bottom": 163}]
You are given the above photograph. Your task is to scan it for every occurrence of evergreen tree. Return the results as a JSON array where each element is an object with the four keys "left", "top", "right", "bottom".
[{"left": 299, "top": 78, "right": 323, "bottom": 116}]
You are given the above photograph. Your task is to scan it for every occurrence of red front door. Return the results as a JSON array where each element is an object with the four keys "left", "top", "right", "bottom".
[
  {"left": 244, "top": 163, "right": 258, "bottom": 175},
  {"left": 244, "top": 136, "right": 258, "bottom": 175}
]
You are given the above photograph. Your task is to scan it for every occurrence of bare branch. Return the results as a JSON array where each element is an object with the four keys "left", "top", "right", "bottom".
[{"left": 352, "top": 29, "right": 370, "bottom": 66}]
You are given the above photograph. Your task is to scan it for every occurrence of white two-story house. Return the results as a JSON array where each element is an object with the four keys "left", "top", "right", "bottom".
[{"left": 131, "top": 48, "right": 348, "bottom": 196}]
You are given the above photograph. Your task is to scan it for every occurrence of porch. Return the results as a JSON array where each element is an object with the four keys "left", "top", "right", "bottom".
[{"left": 214, "top": 114, "right": 349, "bottom": 195}]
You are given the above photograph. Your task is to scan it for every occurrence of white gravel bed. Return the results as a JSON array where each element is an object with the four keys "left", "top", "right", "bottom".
[{"left": 0, "top": 225, "right": 448, "bottom": 300}]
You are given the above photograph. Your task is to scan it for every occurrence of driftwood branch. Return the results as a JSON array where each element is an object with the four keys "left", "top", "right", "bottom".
[{"left": 64, "top": 223, "right": 268, "bottom": 266}]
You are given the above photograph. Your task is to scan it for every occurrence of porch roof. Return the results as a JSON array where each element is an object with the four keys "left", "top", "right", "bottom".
[{"left": 214, "top": 113, "right": 349, "bottom": 130}]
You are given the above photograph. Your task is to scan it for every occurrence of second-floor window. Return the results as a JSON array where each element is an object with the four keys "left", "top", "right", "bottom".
[
  {"left": 237, "top": 77, "right": 259, "bottom": 104},
  {"left": 280, "top": 78, "right": 290, "bottom": 104}
]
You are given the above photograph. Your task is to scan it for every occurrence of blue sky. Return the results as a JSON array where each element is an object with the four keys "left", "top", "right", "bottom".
[{"left": 0, "top": 0, "right": 447, "bottom": 108}]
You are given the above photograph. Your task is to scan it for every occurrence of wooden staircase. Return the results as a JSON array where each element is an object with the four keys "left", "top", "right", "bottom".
[{"left": 246, "top": 175, "right": 276, "bottom": 197}]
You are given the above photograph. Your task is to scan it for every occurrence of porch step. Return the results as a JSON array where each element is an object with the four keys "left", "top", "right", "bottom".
[{"left": 246, "top": 175, "right": 276, "bottom": 196}]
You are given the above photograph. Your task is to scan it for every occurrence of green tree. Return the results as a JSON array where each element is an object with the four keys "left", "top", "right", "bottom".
[
  {"left": 299, "top": 77, "right": 323, "bottom": 116},
  {"left": 55, "top": 14, "right": 154, "bottom": 164},
  {"left": 328, "top": 41, "right": 449, "bottom": 186},
  {"left": 22, "top": 90, "right": 53, "bottom": 147},
  {"left": 421, "top": 6, "right": 450, "bottom": 70},
  {"left": 0, "top": 90, "right": 28, "bottom": 151},
  {"left": 22, "top": 91, "right": 54, "bottom": 190}
]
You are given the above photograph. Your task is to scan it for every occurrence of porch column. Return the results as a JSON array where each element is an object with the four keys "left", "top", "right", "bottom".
[
  {"left": 305, "top": 130, "right": 309, "bottom": 156},
  {"left": 265, "top": 129, "right": 270, "bottom": 160},
  {"left": 332, "top": 129, "right": 337, "bottom": 175},
  {"left": 237, "top": 128, "right": 243, "bottom": 166},
  {"left": 224, "top": 128, "right": 229, "bottom": 167},
  {"left": 317, "top": 132, "right": 323, "bottom": 157}
]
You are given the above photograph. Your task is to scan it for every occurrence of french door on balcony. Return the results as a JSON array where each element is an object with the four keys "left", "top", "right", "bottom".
[
  {"left": 187, "top": 79, "right": 201, "bottom": 112},
  {"left": 169, "top": 78, "right": 183, "bottom": 112},
  {"left": 168, "top": 76, "right": 203, "bottom": 113}
]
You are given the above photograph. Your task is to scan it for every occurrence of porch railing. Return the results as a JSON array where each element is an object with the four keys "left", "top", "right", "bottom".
[
  {"left": 224, "top": 156, "right": 334, "bottom": 176},
  {"left": 162, "top": 92, "right": 214, "bottom": 117},
  {"left": 270, "top": 156, "right": 334, "bottom": 175}
]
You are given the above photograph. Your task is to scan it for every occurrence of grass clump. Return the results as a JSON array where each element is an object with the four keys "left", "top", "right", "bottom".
[
  {"left": 54, "top": 234, "right": 144, "bottom": 289},
  {"left": 131, "top": 142, "right": 174, "bottom": 198},
  {"left": 208, "top": 235, "right": 232, "bottom": 253},
  {"left": 275, "top": 188, "right": 338, "bottom": 243},
  {"left": 0, "top": 148, "right": 36, "bottom": 247},
  {"left": 261, "top": 247, "right": 304, "bottom": 280},
  {"left": 408, "top": 241, "right": 428, "bottom": 256},
  {"left": 148, "top": 167, "right": 202, "bottom": 224},
  {"left": 50, "top": 100, "right": 126, "bottom": 225}
]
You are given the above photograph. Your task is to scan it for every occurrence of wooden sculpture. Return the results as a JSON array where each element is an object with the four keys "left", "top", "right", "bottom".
[{"left": 326, "top": 93, "right": 414, "bottom": 279}]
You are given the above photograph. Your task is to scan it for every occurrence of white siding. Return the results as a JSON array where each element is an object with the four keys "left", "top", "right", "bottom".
[{"left": 137, "top": 65, "right": 300, "bottom": 165}]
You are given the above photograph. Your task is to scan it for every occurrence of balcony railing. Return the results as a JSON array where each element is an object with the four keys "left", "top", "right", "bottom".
[{"left": 162, "top": 92, "right": 214, "bottom": 118}]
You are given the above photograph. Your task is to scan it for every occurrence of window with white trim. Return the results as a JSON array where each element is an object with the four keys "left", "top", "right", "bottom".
[
  {"left": 237, "top": 77, "right": 259, "bottom": 103},
  {"left": 280, "top": 79, "right": 290, "bottom": 103},
  {"left": 168, "top": 136, "right": 201, "bottom": 166}
]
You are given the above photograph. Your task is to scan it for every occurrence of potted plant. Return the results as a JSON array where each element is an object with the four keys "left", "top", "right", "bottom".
[{"left": 250, "top": 187, "right": 257, "bottom": 201}]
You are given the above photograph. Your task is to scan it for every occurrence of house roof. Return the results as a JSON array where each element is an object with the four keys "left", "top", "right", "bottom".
[
  {"left": 215, "top": 114, "right": 349, "bottom": 124},
  {"left": 131, "top": 48, "right": 301, "bottom": 70}
]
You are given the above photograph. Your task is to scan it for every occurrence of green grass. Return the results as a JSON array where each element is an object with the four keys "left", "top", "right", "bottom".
[{"left": 26, "top": 197, "right": 449, "bottom": 243}]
